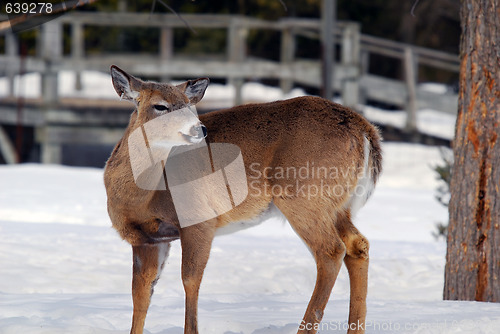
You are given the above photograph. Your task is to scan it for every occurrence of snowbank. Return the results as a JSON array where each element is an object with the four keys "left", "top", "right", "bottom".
[{"left": 1, "top": 142, "right": 499, "bottom": 333}]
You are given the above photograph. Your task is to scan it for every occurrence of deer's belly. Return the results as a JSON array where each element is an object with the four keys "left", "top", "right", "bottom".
[{"left": 214, "top": 203, "right": 285, "bottom": 236}]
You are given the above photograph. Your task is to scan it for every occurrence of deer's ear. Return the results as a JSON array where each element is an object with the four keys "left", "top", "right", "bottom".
[
  {"left": 178, "top": 78, "right": 209, "bottom": 105},
  {"left": 110, "top": 65, "right": 141, "bottom": 102}
]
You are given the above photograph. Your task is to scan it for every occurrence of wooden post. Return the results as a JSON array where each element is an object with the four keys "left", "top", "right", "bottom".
[
  {"left": 118, "top": 0, "right": 127, "bottom": 12},
  {"left": 321, "top": 0, "right": 336, "bottom": 100},
  {"left": 341, "top": 24, "right": 360, "bottom": 64},
  {"left": 341, "top": 22, "right": 361, "bottom": 110},
  {"left": 360, "top": 49, "right": 370, "bottom": 76},
  {"left": 72, "top": 22, "right": 84, "bottom": 91},
  {"left": 0, "top": 125, "right": 17, "bottom": 164},
  {"left": 40, "top": 20, "right": 62, "bottom": 105},
  {"left": 160, "top": 27, "right": 173, "bottom": 82},
  {"left": 38, "top": 128, "right": 63, "bottom": 165},
  {"left": 359, "top": 49, "right": 370, "bottom": 106},
  {"left": 39, "top": 20, "right": 63, "bottom": 164},
  {"left": 228, "top": 19, "right": 246, "bottom": 106},
  {"left": 5, "top": 32, "right": 18, "bottom": 98},
  {"left": 280, "top": 25, "right": 295, "bottom": 94},
  {"left": 404, "top": 46, "right": 418, "bottom": 132},
  {"left": 2, "top": 33, "right": 20, "bottom": 164}
]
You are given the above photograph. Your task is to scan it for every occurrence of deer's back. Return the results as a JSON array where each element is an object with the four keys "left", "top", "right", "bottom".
[{"left": 201, "top": 96, "right": 378, "bottom": 173}]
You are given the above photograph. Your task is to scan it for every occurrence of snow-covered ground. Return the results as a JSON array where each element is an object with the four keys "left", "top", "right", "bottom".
[
  {"left": 1, "top": 142, "right": 499, "bottom": 334},
  {"left": 0, "top": 69, "right": 494, "bottom": 333}
]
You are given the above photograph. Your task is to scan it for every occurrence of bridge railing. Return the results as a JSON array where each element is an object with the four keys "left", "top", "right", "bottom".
[
  {"left": 1, "top": 12, "right": 458, "bottom": 110},
  {"left": 0, "top": 12, "right": 458, "bottom": 164}
]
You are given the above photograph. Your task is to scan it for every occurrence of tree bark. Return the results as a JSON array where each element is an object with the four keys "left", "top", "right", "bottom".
[{"left": 444, "top": 0, "right": 500, "bottom": 302}]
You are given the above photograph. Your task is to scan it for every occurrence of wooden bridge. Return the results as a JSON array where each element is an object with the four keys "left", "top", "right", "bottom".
[{"left": 0, "top": 12, "right": 459, "bottom": 165}]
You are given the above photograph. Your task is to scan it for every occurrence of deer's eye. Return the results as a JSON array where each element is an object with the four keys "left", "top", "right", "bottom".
[{"left": 154, "top": 104, "right": 169, "bottom": 112}]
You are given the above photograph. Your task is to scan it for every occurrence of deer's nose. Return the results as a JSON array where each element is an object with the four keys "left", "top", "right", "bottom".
[{"left": 191, "top": 124, "right": 207, "bottom": 139}]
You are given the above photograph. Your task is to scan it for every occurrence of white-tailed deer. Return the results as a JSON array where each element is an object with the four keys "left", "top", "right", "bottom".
[{"left": 104, "top": 65, "right": 382, "bottom": 334}]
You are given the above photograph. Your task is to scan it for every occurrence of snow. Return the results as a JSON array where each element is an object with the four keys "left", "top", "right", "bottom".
[
  {"left": 1, "top": 142, "right": 500, "bottom": 334},
  {"left": 420, "top": 83, "right": 449, "bottom": 95},
  {"left": 363, "top": 107, "right": 456, "bottom": 140},
  {"left": 0, "top": 70, "right": 116, "bottom": 100}
]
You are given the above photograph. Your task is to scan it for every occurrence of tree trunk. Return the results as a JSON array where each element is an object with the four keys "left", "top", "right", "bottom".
[{"left": 444, "top": 0, "right": 500, "bottom": 302}]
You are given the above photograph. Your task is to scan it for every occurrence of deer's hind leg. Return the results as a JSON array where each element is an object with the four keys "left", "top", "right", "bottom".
[
  {"left": 337, "top": 211, "right": 369, "bottom": 334},
  {"left": 275, "top": 197, "right": 347, "bottom": 334},
  {"left": 130, "top": 243, "right": 170, "bottom": 334}
]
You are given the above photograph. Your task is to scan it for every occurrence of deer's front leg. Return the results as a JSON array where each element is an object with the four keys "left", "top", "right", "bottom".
[
  {"left": 131, "top": 243, "right": 170, "bottom": 334},
  {"left": 180, "top": 222, "right": 216, "bottom": 334}
]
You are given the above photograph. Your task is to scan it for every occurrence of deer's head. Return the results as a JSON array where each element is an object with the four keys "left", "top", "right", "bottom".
[{"left": 110, "top": 65, "right": 209, "bottom": 146}]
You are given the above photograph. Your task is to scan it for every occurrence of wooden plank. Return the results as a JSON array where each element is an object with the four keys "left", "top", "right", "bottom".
[
  {"left": 0, "top": 55, "right": 356, "bottom": 82},
  {"left": 360, "top": 34, "right": 458, "bottom": 62},
  {"left": 41, "top": 126, "right": 126, "bottom": 145},
  {"left": 45, "top": 110, "right": 131, "bottom": 126},
  {"left": 0, "top": 104, "right": 45, "bottom": 126},
  {"left": 57, "top": 12, "right": 235, "bottom": 28},
  {"left": 416, "top": 56, "right": 459, "bottom": 72},
  {"left": 360, "top": 34, "right": 459, "bottom": 71},
  {"left": 0, "top": 56, "right": 47, "bottom": 74},
  {"left": 361, "top": 44, "right": 459, "bottom": 72},
  {"left": 0, "top": 95, "right": 135, "bottom": 127},
  {"left": 360, "top": 44, "right": 405, "bottom": 60}
]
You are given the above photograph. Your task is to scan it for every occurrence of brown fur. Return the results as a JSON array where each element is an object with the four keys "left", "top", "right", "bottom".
[{"left": 104, "top": 67, "right": 382, "bottom": 334}]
